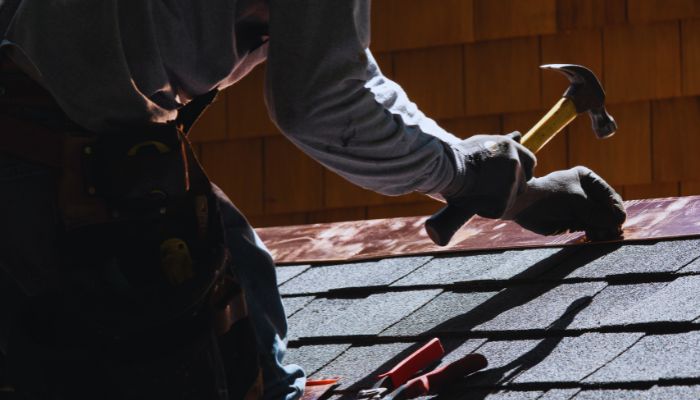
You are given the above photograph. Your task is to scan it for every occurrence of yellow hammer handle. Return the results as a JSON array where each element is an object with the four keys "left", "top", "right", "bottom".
[{"left": 520, "top": 97, "right": 578, "bottom": 153}]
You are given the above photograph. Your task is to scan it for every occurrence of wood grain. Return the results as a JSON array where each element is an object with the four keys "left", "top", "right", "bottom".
[
  {"left": 370, "top": 0, "right": 474, "bottom": 51},
  {"left": 556, "top": 0, "right": 627, "bottom": 30},
  {"left": 624, "top": 182, "right": 680, "bottom": 200},
  {"left": 681, "top": 181, "right": 700, "bottom": 196},
  {"left": 568, "top": 101, "right": 652, "bottom": 186},
  {"left": 248, "top": 213, "right": 308, "bottom": 229},
  {"left": 200, "top": 139, "right": 264, "bottom": 215},
  {"left": 439, "top": 115, "right": 503, "bottom": 138},
  {"left": 307, "top": 207, "right": 368, "bottom": 224},
  {"left": 651, "top": 97, "right": 700, "bottom": 182},
  {"left": 264, "top": 137, "right": 324, "bottom": 214},
  {"left": 627, "top": 0, "right": 698, "bottom": 23},
  {"left": 474, "top": 0, "right": 556, "bottom": 40},
  {"left": 464, "top": 37, "right": 541, "bottom": 115},
  {"left": 603, "top": 22, "right": 682, "bottom": 103},
  {"left": 324, "top": 170, "right": 423, "bottom": 209},
  {"left": 227, "top": 64, "right": 279, "bottom": 138},
  {"left": 324, "top": 171, "right": 386, "bottom": 209},
  {"left": 373, "top": 52, "right": 394, "bottom": 78},
  {"left": 681, "top": 19, "right": 700, "bottom": 95},
  {"left": 367, "top": 201, "right": 441, "bottom": 219},
  {"left": 188, "top": 93, "right": 228, "bottom": 143},
  {"left": 393, "top": 45, "right": 465, "bottom": 119}
]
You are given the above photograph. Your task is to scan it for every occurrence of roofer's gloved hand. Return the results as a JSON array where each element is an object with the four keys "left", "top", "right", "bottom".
[
  {"left": 502, "top": 166, "right": 627, "bottom": 240},
  {"left": 441, "top": 132, "right": 536, "bottom": 219}
]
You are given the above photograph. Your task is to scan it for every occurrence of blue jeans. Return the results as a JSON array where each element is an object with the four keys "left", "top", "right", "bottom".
[
  {"left": 0, "top": 155, "right": 305, "bottom": 399},
  {"left": 213, "top": 185, "right": 306, "bottom": 400}
]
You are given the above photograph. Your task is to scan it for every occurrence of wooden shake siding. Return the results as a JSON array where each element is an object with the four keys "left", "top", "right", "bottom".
[{"left": 190, "top": 0, "right": 700, "bottom": 227}]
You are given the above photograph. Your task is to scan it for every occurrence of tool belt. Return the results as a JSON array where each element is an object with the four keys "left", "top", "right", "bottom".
[{"left": 0, "top": 53, "right": 263, "bottom": 399}]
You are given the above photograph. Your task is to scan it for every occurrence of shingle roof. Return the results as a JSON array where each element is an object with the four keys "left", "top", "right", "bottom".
[{"left": 268, "top": 198, "right": 700, "bottom": 399}]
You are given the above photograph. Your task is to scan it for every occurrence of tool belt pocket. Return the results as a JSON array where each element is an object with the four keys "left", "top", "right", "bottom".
[
  {"left": 59, "top": 124, "right": 211, "bottom": 230},
  {"left": 84, "top": 127, "right": 188, "bottom": 212},
  {"left": 57, "top": 124, "right": 227, "bottom": 335}
]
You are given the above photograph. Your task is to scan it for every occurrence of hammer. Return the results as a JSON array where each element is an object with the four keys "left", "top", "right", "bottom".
[{"left": 425, "top": 64, "right": 617, "bottom": 246}]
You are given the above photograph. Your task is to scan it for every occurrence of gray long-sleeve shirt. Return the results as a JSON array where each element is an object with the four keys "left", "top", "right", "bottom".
[{"left": 1, "top": 0, "right": 464, "bottom": 196}]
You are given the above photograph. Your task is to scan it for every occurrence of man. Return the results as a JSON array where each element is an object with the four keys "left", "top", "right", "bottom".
[{"left": 0, "top": 1, "right": 625, "bottom": 399}]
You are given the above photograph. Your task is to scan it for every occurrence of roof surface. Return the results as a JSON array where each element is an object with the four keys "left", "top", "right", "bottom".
[
  {"left": 260, "top": 196, "right": 700, "bottom": 264},
  {"left": 276, "top": 230, "right": 700, "bottom": 398}
]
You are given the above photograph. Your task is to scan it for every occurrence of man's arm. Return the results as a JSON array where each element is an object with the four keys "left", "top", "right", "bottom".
[
  {"left": 265, "top": 0, "right": 625, "bottom": 238},
  {"left": 265, "top": 0, "right": 460, "bottom": 196}
]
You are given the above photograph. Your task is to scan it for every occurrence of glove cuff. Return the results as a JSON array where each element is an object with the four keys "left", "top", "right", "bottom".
[{"left": 439, "top": 144, "right": 478, "bottom": 201}]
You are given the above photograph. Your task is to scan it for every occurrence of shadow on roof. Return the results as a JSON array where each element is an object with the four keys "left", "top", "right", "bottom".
[{"left": 335, "top": 244, "right": 621, "bottom": 396}]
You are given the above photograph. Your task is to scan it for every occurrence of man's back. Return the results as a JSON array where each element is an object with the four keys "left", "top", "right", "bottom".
[{"left": 1, "top": 0, "right": 269, "bottom": 133}]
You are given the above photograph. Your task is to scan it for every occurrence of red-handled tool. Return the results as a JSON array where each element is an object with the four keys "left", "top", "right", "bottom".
[
  {"left": 358, "top": 338, "right": 487, "bottom": 399},
  {"left": 358, "top": 338, "right": 445, "bottom": 399},
  {"left": 383, "top": 353, "right": 488, "bottom": 400}
]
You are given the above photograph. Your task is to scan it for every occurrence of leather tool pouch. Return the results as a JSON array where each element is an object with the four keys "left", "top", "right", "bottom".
[
  {"left": 58, "top": 125, "right": 227, "bottom": 332},
  {"left": 59, "top": 126, "right": 191, "bottom": 229},
  {"left": 0, "top": 53, "right": 263, "bottom": 395},
  {"left": 86, "top": 128, "right": 189, "bottom": 213}
]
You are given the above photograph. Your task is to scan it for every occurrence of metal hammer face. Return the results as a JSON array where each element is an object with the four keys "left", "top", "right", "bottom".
[{"left": 541, "top": 64, "right": 617, "bottom": 138}]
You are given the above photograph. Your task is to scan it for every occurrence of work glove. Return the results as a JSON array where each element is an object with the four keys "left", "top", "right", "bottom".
[
  {"left": 441, "top": 132, "right": 536, "bottom": 219},
  {"left": 502, "top": 166, "right": 627, "bottom": 240}
]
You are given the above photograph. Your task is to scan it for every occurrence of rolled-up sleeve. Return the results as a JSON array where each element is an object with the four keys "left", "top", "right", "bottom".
[{"left": 265, "top": 0, "right": 461, "bottom": 196}]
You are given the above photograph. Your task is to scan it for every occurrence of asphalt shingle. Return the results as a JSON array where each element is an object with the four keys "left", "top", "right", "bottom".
[
  {"left": 381, "top": 291, "right": 499, "bottom": 337},
  {"left": 646, "top": 385, "right": 700, "bottom": 399},
  {"left": 392, "top": 248, "right": 562, "bottom": 287},
  {"left": 572, "top": 386, "right": 700, "bottom": 399},
  {"left": 571, "top": 389, "right": 652, "bottom": 399},
  {"left": 442, "top": 389, "right": 545, "bottom": 400},
  {"left": 279, "top": 257, "right": 431, "bottom": 295},
  {"left": 391, "top": 252, "right": 506, "bottom": 286},
  {"left": 554, "top": 239, "right": 700, "bottom": 279},
  {"left": 512, "top": 333, "right": 642, "bottom": 383},
  {"left": 474, "top": 282, "right": 607, "bottom": 332},
  {"left": 281, "top": 296, "right": 314, "bottom": 317},
  {"left": 285, "top": 344, "right": 350, "bottom": 376},
  {"left": 439, "top": 338, "right": 488, "bottom": 365},
  {"left": 276, "top": 264, "right": 311, "bottom": 285},
  {"left": 275, "top": 219, "right": 700, "bottom": 399},
  {"left": 461, "top": 339, "right": 543, "bottom": 386},
  {"left": 286, "top": 298, "right": 357, "bottom": 340},
  {"left": 539, "top": 389, "right": 580, "bottom": 399},
  {"left": 568, "top": 283, "right": 668, "bottom": 329},
  {"left": 604, "top": 275, "right": 700, "bottom": 325},
  {"left": 477, "top": 248, "right": 564, "bottom": 280},
  {"left": 679, "top": 256, "right": 700, "bottom": 273},
  {"left": 289, "top": 290, "right": 441, "bottom": 339},
  {"left": 585, "top": 331, "right": 700, "bottom": 383},
  {"left": 312, "top": 342, "right": 414, "bottom": 390},
  {"left": 471, "top": 391, "right": 544, "bottom": 400}
]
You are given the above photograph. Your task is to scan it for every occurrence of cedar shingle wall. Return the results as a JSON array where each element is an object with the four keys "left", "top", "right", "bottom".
[{"left": 190, "top": 0, "right": 700, "bottom": 227}]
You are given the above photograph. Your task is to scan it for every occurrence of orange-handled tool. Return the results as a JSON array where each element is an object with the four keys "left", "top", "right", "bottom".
[
  {"left": 358, "top": 338, "right": 444, "bottom": 399},
  {"left": 383, "top": 353, "right": 487, "bottom": 400}
]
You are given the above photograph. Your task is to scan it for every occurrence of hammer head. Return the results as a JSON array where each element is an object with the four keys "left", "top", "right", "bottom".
[{"left": 542, "top": 64, "right": 617, "bottom": 139}]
